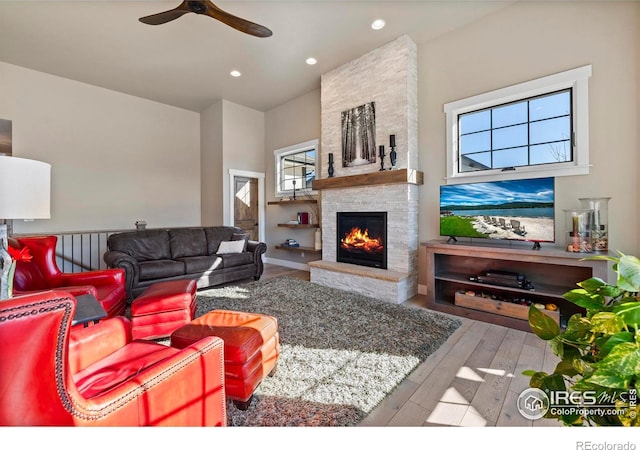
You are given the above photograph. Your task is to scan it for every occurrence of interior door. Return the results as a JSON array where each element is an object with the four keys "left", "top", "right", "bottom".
[{"left": 233, "top": 176, "right": 259, "bottom": 241}]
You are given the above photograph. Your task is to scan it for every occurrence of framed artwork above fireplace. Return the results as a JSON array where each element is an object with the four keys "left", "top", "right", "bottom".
[{"left": 341, "top": 102, "right": 376, "bottom": 168}]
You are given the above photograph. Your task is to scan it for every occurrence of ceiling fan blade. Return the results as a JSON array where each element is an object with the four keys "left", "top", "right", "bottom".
[
  {"left": 139, "top": 2, "right": 190, "bottom": 25},
  {"left": 204, "top": 1, "right": 273, "bottom": 38}
]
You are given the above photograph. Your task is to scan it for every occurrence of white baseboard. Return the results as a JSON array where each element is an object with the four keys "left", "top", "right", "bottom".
[{"left": 264, "top": 257, "right": 310, "bottom": 272}]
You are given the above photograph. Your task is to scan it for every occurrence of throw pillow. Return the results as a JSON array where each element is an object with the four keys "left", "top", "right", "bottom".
[
  {"left": 232, "top": 233, "right": 249, "bottom": 252},
  {"left": 216, "top": 239, "right": 246, "bottom": 254}
]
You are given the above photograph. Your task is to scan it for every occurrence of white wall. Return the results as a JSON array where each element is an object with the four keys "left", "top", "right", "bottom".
[
  {"left": 0, "top": 62, "right": 201, "bottom": 233},
  {"left": 419, "top": 1, "right": 640, "bottom": 255}
]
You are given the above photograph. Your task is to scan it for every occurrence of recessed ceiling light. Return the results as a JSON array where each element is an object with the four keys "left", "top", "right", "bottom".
[
  {"left": 306, "top": 57, "right": 317, "bottom": 65},
  {"left": 371, "top": 19, "right": 385, "bottom": 30},
  {"left": 230, "top": 70, "right": 242, "bottom": 77}
]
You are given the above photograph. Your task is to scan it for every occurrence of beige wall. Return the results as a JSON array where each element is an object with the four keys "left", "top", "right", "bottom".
[
  {"left": 419, "top": 1, "right": 640, "bottom": 256},
  {"left": 200, "top": 100, "right": 224, "bottom": 226},
  {"left": 200, "top": 99, "right": 265, "bottom": 228},
  {"left": 220, "top": 100, "right": 265, "bottom": 226},
  {"left": 264, "top": 88, "right": 321, "bottom": 267},
  {"left": 0, "top": 61, "right": 201, "bottom": 233}
]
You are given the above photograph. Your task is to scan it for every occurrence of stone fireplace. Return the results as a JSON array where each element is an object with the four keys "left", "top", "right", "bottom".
[{"left": 309, "top": 34, "right": 420, "bottom": 305}]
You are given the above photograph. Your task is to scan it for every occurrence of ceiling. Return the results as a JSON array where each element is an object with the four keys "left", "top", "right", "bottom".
[{"left": 0, "top": 1, "right": 516, "bottom": 112}]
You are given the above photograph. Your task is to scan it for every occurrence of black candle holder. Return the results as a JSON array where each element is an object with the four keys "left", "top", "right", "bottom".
[
  {"left": 390, "top": 146, "right": 397, "bottom": 169},
  {"left": 379, "top": 145, "right": 386, "bottom": 171},
  {"left": 328, "top": 153, "right": 335, "bottom": 178}
]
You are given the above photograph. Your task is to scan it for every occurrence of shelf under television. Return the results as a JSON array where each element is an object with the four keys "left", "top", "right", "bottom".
[{"left": 434, "top": 272, "right": 568, "bottom": 299}]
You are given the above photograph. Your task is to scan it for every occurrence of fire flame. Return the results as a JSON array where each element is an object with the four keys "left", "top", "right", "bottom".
[{"left": 340, "top": 227, "right": 384, "bottom": 253}]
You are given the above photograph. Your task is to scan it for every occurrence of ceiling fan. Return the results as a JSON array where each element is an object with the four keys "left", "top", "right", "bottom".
[{"left": 138, "top": 0, "right": 273, "bottom": 38}]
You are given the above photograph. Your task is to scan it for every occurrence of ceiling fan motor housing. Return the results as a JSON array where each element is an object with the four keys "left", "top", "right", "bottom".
[{"left": 188, "top": 2, "right": 207, "bottom": 14}]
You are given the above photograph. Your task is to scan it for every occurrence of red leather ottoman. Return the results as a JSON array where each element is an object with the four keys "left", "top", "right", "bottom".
[
  {"left": 130, "top": 280, "right": 197, "bottom": 340},
  {"left": 170, "top": 309, "right": 279, "bottom": 409}
]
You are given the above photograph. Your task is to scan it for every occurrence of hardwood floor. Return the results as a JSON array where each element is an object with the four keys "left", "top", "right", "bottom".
[{"left": 259, "top": 263, "right": 562, "bottom": 427}]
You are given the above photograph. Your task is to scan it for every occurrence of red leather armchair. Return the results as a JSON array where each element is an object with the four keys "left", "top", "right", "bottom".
[
  {"left": 9, "top": 235, "right": 127, "bottom": 318},
  {"left": 0, "top": 290, "right": 227, "bottom": 426}
]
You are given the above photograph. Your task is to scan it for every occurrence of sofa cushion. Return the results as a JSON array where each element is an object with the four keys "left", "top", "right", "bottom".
[
  {"left": 108, "top": 229, "right": 171, "bottom": 261},
  {"left": 177, "top": 255, "right": 223, "bottom": 274},
  {"left": 138, "top": 259, "right": 185, "bottom": 281},
  {"left": 169, "top": 228, "right": 207, "bottom": 259},
  {"left": 218, "top": 252, "right": 253, "bottom": 267},
  {"left": 205, "top": 227, "right": 237, "bottom": 255}
]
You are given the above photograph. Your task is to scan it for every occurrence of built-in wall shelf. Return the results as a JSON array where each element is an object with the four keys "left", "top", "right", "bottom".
[
  {"left": 277, "top": 223, "right": 319, "bottom": 228},
  {"left": 312, "top": 168, "right": 423, "bottom": 191},
  {"left": 274, "top": 245, "right": 321, "bottom": 254},
  {"left": 268, "top": 199, "right": 317, "bottom": 205}
]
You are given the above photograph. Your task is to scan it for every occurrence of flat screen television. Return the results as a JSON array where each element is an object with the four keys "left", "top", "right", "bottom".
[{"left": 440, "top": 177, "right": 555, "bottom": 249}]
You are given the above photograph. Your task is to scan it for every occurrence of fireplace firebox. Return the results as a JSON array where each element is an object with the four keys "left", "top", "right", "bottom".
[{"left": 336, "top": 212, "right": 387, "bottom": 269}]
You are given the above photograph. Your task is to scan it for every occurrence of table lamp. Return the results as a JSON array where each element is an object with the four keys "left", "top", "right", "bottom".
[{"left": 0, "top": 156, "right": 51, "bottom": 299}]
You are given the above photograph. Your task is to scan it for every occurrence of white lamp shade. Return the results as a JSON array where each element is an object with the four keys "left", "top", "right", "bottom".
[{"left": 0, "top": 156, "right": 51, "bottom": 219}]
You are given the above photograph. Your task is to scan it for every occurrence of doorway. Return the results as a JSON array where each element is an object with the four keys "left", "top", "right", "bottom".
[{"left": 228, "top": 169, "right": 265, "bottom": 242}]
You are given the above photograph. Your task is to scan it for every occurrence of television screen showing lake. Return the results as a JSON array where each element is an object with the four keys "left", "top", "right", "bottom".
[{"left": 439, "top": 177, "right": 555, "bottom": 243}]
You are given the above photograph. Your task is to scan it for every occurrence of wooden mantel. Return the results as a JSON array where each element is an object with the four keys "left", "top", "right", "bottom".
[{"left": 311, "top": 168, "right": 423, "bottom": 190}]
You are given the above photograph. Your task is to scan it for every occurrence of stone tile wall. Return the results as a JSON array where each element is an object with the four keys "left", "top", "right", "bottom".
[{"left": 313, "top": 34, "right": 419, "bottom": 304}]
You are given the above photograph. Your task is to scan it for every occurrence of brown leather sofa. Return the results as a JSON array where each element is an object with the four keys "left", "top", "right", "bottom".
[{"left": 104, "top": 226, "right": 266, "bottom": 301}]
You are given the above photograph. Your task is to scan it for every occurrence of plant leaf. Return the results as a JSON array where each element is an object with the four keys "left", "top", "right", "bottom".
[
  {"left": 528, "top": 371, "right": 548, "bottom": 389},
  {"left": 528, "top": 305, "right": 560, "bottom": 340},
  {"left": 597, "top": 331, "right": 634, "bottom": 358},
  {"left": 616, "top": 255, "right": 640, "bottom": 292},
  {"left": 613, "top": 301, "right": 640, "bottom": 328},
  {"left": 561, "top": 314, "right": 592, "bottom": 343},
  {"left": 593, "top": 342, "right": 640, "bottom": 376},
  {"left": 580, "top": 371, "right": 630, "bottom": 389},
  {"left": 563, "top": 288, "right": 604, "bottom": 310},
  {"left": 554, "top": 358, "right": 578, "bottom": 377},
  {"left": 539, "top": 372, "right": 567, "bottom": 394},
  {"left": 590, "top": 312, "right": 625, "bottom": 334},
  {"left": 572, "top": 357, "right": 594, "bottom": 377},
  {"left": 599, "top": 284, "right": 626, "bottom": 298},
  {"left": 578, "top": 277, "right": 607, "bottom": 294}
]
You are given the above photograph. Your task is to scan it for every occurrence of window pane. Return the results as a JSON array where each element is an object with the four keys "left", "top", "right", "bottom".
[
  {"left": 530, "top": 116, "right": 570, "bottom": 145},
  {"left": 493, "top": 147, "right": 528, "bottom": 168},
  {"left": 530, "top": 90, "right": 570, "bottom": 121},
  {"left": 492, "top": 124, "right": 527, "bottom": 150},
  {"left": 492, "top": 102, "right": 527, "bottom": 128},
  {"left": 530, "top": 142, "right": 572, "bottom": 164},
  {"left": 460, "top": 110, "right": 490, "bottom": 134},
  {"left": 461, "top": 152, "right": 491, "bottom": 172},
  {"left": 460, "top": 131, "right": 490, "bottom": 154}
]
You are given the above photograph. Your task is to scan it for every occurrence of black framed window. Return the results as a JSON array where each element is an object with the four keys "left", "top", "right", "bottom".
[{"left": 458, "top": 89, "right": 572, "bottom": 173}]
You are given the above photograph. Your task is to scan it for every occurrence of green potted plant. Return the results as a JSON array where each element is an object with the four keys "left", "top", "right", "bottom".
[{"left": 525, "top": 252, "right": 640, "bottom": 426}]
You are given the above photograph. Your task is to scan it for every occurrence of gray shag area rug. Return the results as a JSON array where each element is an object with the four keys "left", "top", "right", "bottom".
[{"left": 195, "top": 277, "right": 461, "bottom": 427}]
